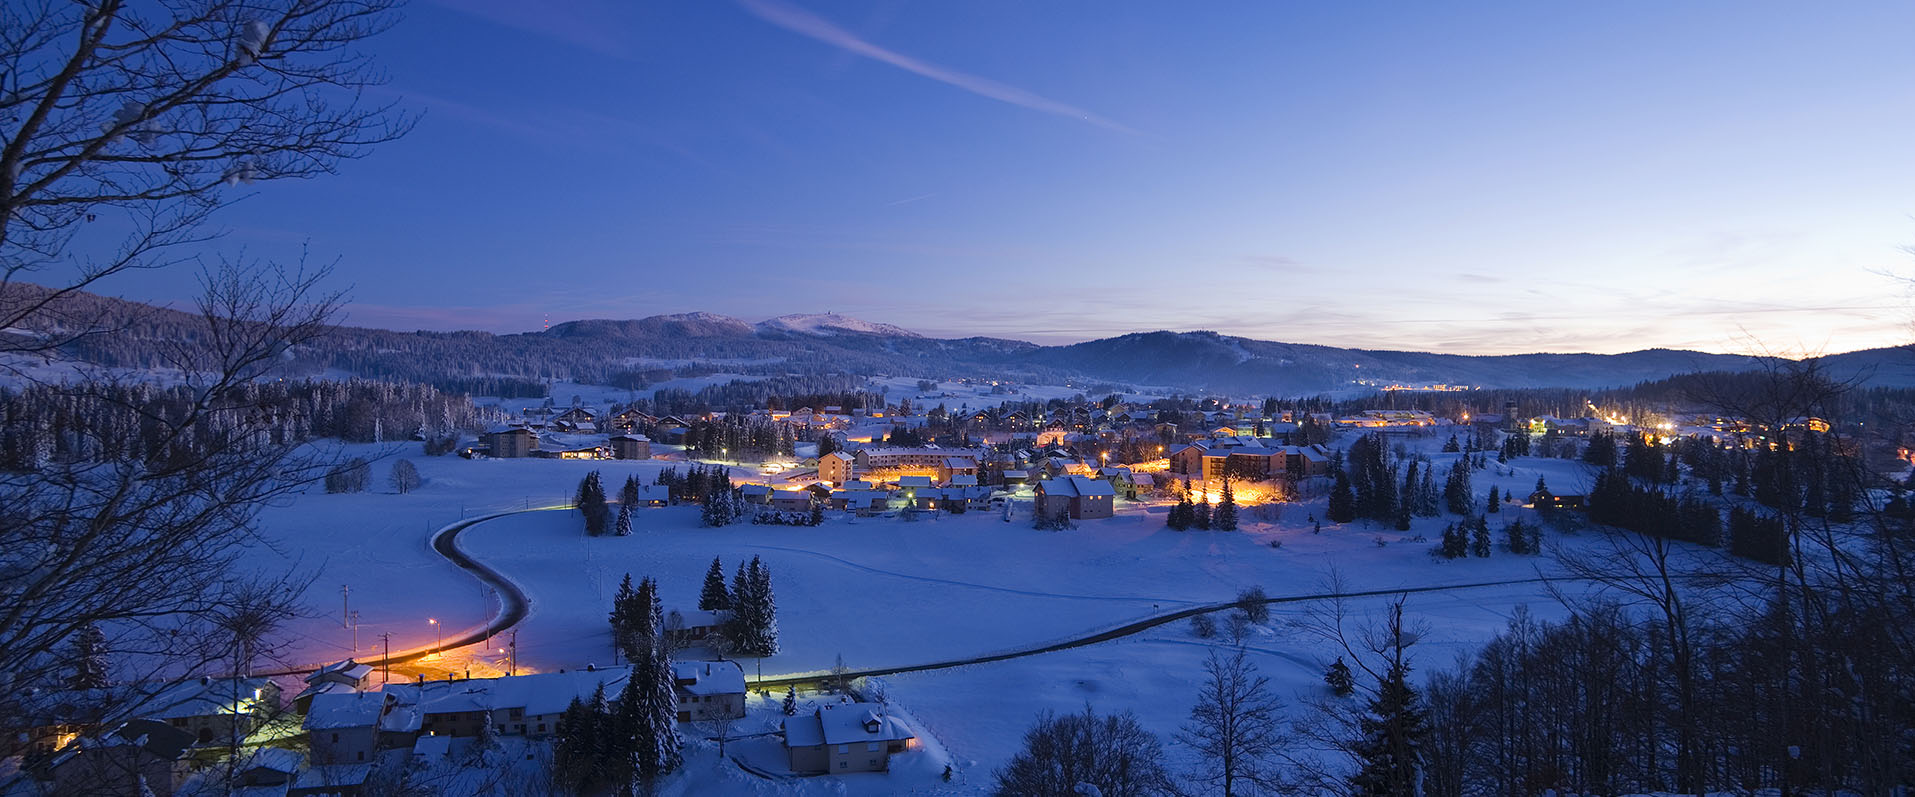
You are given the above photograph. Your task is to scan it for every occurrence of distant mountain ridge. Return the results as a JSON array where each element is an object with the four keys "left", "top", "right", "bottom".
[{"left": 8, "top": 285, "right": 1912, "bottom": 395}]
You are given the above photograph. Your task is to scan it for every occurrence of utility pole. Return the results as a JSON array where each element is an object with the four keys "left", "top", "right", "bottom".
[
  {"left": 380, "top": 633, "right": 392, "bottom": 684},
  {"left": 341, "top": 584, "right": 350, "bottom": 629},
  {"left": 508, "top": 630, "right": 517, "bottom": 676},
  {"left": 349, "top": 611, "right": 361, "bottom": 656}
]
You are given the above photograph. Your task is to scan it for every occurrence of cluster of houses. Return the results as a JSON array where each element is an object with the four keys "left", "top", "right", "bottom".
[
  {"left": 3, "top": 650, "right": 919, "bottom": 796},
  {"left": 1165, "top": 438, "right": 1335, "bottom": 482}
]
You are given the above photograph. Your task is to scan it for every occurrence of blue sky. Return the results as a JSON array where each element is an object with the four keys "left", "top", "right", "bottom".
[{"left": 99, "top": 0, "right": 1915, "bottom": 355}]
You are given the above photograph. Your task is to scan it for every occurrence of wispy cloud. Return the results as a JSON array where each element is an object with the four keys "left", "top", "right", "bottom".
[
  {"left": 737, "top": 0, "right": 1138, "bottom": 135},
  {"left": 884, "top": 192, "right": 937, "bottom": 207},
  {"left": 423, "top": 0, "right": 634, "bottom": 59}
]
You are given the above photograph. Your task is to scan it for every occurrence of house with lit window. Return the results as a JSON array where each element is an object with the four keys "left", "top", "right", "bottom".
[{"left": 782, "top": 702, "right": 916, "bottom": 774}]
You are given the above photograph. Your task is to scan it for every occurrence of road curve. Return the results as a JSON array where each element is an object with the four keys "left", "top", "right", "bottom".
[{"left": 265, "top": 508, "right": 546, "bottom": 676}]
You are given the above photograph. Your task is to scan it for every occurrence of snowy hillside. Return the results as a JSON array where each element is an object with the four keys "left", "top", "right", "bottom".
[{"left": 757, "top": 312, "right": 922, "bottom": 338}]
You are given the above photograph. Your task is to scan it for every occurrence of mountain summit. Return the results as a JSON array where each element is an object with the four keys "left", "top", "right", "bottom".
[{"left": 756, "top": 313, "right": 921, "bottom": 338}]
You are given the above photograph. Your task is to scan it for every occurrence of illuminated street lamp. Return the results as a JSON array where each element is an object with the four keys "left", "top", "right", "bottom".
[{"left": 428, "top": 618, "right": 441, "bottom": 656}]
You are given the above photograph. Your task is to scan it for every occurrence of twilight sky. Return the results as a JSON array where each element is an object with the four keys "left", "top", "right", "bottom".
[{"left": 97, "top": 0, "right": 1915, "bottom": 355}]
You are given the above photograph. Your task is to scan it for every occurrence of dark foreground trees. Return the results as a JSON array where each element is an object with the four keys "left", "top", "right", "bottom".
[
  {"left": 994, "top": 706, "right": 1175, "bottom": 796},
  {"left": 0, "top": 0, "right": 409, "bottom": 735}
]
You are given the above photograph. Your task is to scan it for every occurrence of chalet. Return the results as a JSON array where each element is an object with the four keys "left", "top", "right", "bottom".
[
  {"left": 830, "top": 489, "right": 890, "bottom": 514},
  {"left": 818, "top": 451, "right": 855, "bottom": 485},
  {"left": 303, "top": 692, "right": 394, "bottom": 765},
  {"left": 663, "top": 609, "right": 722, "bottom": 647},
  {"left": 672, "top": 661, "right": 746, "bottom": 722},
  {"left": 551, "top": 407, "right": 598, "bottom": 433},
  {"left": 628, "top": 484, "right": 670, "bottom": 507},
  {"left": 782, "top": 703, "right": 916, "bottom": 774},
  {"left": 609, "top": 434, "right": 652, "bottom": 460},
  {"left": 292, "top": 659, "right": 375, "bottom": 713},
  {"left": 611, "top": 408, "right": 655, "bottom": 432},
  {"left": 935, "top": 455, "right": 979, "bottom": 484},
  {"left": 481, "top": 426, "right": 536, "bottom": 458},
  {"left": 738, "top": 483, "right": 773, "bottom": 505},
  {"left": 1034, "top": 475, "right": 1116, "bottom": 520},
  {"left": 770, "top": 489, "right": 818, "bottom": 512}
]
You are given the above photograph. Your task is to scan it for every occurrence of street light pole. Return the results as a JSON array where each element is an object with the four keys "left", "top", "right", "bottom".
[{"left": 429, "top": 618, "right": 441, "bottom": 657}]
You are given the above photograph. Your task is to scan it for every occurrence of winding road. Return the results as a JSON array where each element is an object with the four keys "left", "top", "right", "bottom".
[{"left": 283, "top": 506, "right": 1569, "bottom": 683}]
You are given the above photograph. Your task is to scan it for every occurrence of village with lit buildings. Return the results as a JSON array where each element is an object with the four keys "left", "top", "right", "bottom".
[{"left": 5, "top": 379, "right": 1859, "bottom": 796}]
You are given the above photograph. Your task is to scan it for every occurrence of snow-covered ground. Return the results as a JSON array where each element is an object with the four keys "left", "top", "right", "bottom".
[{"left": 242, "top": 436, "right": 1622, "bottom": 790}]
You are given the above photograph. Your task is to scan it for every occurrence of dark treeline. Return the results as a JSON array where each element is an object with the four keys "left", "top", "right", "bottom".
[
  {"left": 0, "top": 378, "right": 489, "bottom": 470},
  {"left": 642, "top": 374, "right": 878, "bottom": 417}
]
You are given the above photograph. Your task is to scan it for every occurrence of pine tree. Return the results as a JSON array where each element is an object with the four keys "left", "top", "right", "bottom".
[
  {"left": 1470, "top": 516, "right": 1491, "bottom": 557},
  {"left": 1348, "top": 609, "right": 1428, "bottom": 797},
  {"left": 782, "top": 685, "right": 798, "bottom": 716},
  {"left": 1168, "top": 495, "right": 1193, "bottom": 530},
  {"left": 1194, "top": 496, "right": 1213, "bottom": 530},
  {"left": 68, "top": 623, "right": 110, "bottom": 689},
  {"left": 698, "top": 557, "right": 730, "bottom": 612},
  {"left": 1214, "top": 481, "right": 1238, "bottom": 531},
  {"left": 578, "top": 471, "right": 610, "bottom": 536},
  {"left": 1443, "top": 458, "right": 1473, "bottom": 515},
  {"left": 749, "top": 556, "right": 779, "bottom": 656},
  {"left": 553, "top": 696, "right": 591, "bottom": 793},
  {"left": 614, "top": 502, "right": 633, "bottom": 536},
  {"left": 1324, "top": 657, "right": 1355, "bottom": 697},
  {"left": 621, "top": 474, "right": 640, "bottom": 507},
  {"left": 1440, "top": 523, "right": 1467, "bottom": 559},
  {"left": 1486, "top": 485, "right": 1500, "bottom": 514},
  {"left": 1327, "top": 472, "right": 1357, "bottom": 524},
  {"left": 610, "top": 573, "right": 644, "bottom": 665}
]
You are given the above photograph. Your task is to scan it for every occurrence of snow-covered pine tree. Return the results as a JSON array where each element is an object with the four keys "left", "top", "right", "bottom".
[
  {"left": 622, "top": 474, "right": 640, "bottom": 507},
  {"left": 783, "top": 685, "right": 798, "bottom": 715},
  {"left": 1215, "top": 481, "right": 1238, "bottom": 531},
  {"left": 614, "top": 502, "right": 633, "bottom": 536},
  {"left": 699, "top": 557, "right": 731, "bottom": 612},
  {"left": 68, "top": 623, "right": 110, "bottom": 689},
  {"left": 1471, "top": 516, "right": 1491, "bottom": 557},
  {"left": 626, "top": 576, "right": 682, "bottom": 791},
  {"left": 1194, "top": 496, "right": 1213, "bottom": 530},
  {"left": 749, "top": 556, "right": 779, "bottom": 656},
  {"left": 610, "top": 574, "right": 638, "bottom": 662}
]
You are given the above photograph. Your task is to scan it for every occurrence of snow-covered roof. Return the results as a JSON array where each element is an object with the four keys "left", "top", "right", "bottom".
[
  {"left": 1040, "top": 475, "right": 1116, "bottom": 498},
  {"left": 307, "top": 660, "right": 374, "bottom": 684},
  {"left": 896, "top": 476, "right": 933, "bottom": 488},
  {"left": 610, "top": 433, "right": 650, "bottom": 442},
  {"left": 484, "top": 425, "right": 533, "bottom": 436},
  {"left": 302, "top": 692, "right": 387, "bottom": 731},
  {"left": 671, "top": 661, "right": 745, "bottom": 697},
  {"left": 385, "top": 668, "right": 631, "bottom": 719},
  {"left": 783, "top": 702, "right": 914, "bottom": 748},
  {"left": 946, "top": 474, "right": 978, "bottom": 487}
]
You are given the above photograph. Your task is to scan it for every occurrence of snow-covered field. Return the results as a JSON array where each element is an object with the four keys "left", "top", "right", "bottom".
[{"left": 249, "top": 441, "right": 1617, "bottom": 791}]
